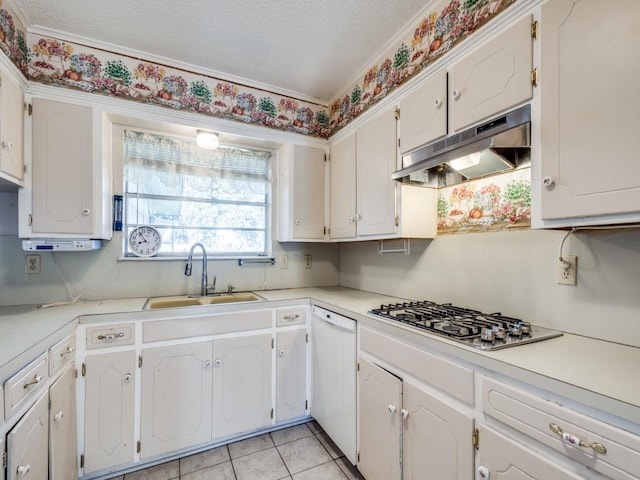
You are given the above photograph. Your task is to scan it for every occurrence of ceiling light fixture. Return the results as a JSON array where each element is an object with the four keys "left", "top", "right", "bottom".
[{"left": 196, "top": 130, "right": 219, "bottom": 150}]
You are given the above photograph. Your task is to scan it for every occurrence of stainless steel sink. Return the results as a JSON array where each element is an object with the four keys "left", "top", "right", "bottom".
[{"left": 144, "top": 292, "right": 263, "bottom": 309}]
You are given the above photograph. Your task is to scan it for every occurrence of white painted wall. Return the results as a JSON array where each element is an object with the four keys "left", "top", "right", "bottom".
[{"left": 339, "top": 229, "right": 640, "bottom": 348}]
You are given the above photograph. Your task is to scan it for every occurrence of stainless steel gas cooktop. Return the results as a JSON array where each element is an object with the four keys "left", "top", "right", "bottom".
[{"left": 369, "top": 300, "right": 562, "bottom": 351}]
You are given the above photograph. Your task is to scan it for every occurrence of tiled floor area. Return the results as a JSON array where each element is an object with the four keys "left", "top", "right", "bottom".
[{"left": 108, "top": 421, "right": 365, "bottom": 480}]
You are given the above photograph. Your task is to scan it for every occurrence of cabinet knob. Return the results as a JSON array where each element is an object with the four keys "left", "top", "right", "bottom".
[
  {"left": 204, "top": 360, "right": 212, "bottom": 368},
  {"left": 434, "top": 97, "right": 442, "bottom": 107},
  {"left": 478, "top": 466, "right": 490, "bottom": 479},
  {"left": 82, "top": 208, "right": 91, "bottom": 216},
  {"left": 295, "top": 219, "right": 301, "bottom": 225},
  {"left": 17, "top": 465, "right": 30, "bottom": 476},
  {"left": 388, "top": 404, "right": 397, "bottom": 414},
  {"left": 452, "top": 89, "right": 461, "bottom": 100},
  {"left": 123, "top": 373, "right": 132, "bottom": 382},
  {"left": 542, "top": 176, "right": 555, "bottom": 188},
  {"left": 348, "top": 216, "right": 354, "bottom": 223},
  {"left": 401, "top": 408, "right": 409, "bottom": 420},
  {"left": 53, "top": 410, "right": 64, "bottom": 421},
  {"left": 1, "top": 140, "right": 13, "bottom": 149},
  {"left": 279, "top": 349, "right": 286, "bottom": 357},
  {"left": 215, "top": 358, "right": 222, "bottom": 367}
]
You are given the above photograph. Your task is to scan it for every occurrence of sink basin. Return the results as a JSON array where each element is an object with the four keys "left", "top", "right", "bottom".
[{"left": 144, "top": 292, "right": 263, "bottom": 310}]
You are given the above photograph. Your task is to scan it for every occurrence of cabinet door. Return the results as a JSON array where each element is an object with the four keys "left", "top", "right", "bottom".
[
  {"left": 83, "top": 351, "right": 135, "bottom": 473},
  {"left": 399, "top": 70, "right": 447, "bottom": 154},
  {"left": 329, "top": 132, "right": 357, "bottom": 240},
  {"left": 31, "top": 99, "right": 94, "bottom": 234},
  {"left": 7, "top": 393, "right": 48, "bottom": 480},
  {"left": 49, "top": 366, "right": 78, "bottom": 480},
  {"left": 292, "top": 145, "right": 325, "bottom": 240},
  {"left": 356, "top": 107, "right": 398, "bottom": 237},
  {"left": 477, "top": 426, "right": 584, "bottom": 479},
  {"left": 402, "top": 380, "right": 474, "bottom": 480},
  {"left": 357, "top": 358, "right": 402, "bottom": 480},
  {"left": 140, "top": 342, "right": 213, "bottom": 458},
  {"left": 449, "top": 15, "right": 533, "bottom": 131},
  {"left": 539, "top": 0, "right": 640, "bottom": 220},
  {"left": 212, "top": 333, "right": 273, "bottom": 439},
  {"left": 0, "top": 72, "right": 24, "bottom": 183},
  {"left": 276, "top": 329, "right": 307, "bottom": 422}
]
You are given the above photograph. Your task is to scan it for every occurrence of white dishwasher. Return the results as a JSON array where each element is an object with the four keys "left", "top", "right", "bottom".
[{"left": 311, "top": 305, "right": 357, "bottom": 465}]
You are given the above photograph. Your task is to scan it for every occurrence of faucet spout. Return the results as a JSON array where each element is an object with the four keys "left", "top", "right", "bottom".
[{"left": 185, "top": 243, "right": 208, "bottom": 296}]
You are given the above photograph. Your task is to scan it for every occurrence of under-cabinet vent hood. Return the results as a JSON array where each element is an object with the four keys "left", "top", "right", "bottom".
[{"left": 392, "top": 104, "right": 531, "bottom": 188}]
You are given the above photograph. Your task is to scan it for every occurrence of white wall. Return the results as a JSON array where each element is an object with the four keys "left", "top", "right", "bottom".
[
  {"left": 339, "top": 228, "right": 640, "bottom": 348},
  {"left": 0, "top": 233, "right": 339, "bottom": 306}
]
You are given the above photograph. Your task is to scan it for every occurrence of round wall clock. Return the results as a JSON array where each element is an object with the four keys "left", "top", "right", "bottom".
[{"left": 128, "top": 225, "right": 162, "bottom": 257}]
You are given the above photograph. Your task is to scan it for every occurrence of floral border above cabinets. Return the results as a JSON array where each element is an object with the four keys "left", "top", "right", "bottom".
[
  {"left": 0, "top": 0, "right": 515, "bottom": 139},
  {"left": 437, "top": 169, "right": 531, "bottom": 234},
  {"left": 329, "top": 0, "right": 515, "bottom": 131}
]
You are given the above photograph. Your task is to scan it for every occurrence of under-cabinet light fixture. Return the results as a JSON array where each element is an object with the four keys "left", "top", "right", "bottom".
[{"left": 196, "top": 130, "right": 219, "bottom": 150}]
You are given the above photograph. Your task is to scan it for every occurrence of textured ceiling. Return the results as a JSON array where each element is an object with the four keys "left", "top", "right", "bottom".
[{"left": 14, "top": 0, "right": 433, "bottom": 102}]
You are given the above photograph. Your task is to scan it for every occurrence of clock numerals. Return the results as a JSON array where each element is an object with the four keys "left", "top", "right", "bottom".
[{"left": 129, "top": 226, "right": 161, "bottom": 257}]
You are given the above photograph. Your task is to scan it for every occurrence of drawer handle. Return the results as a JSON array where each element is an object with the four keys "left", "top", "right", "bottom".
[
  {"left": 283, "top": 314, "right": 301, "bottom": 321},
  {"left": 17, "top": 465, "right": 30, "bottom": 476},
  {"left": 23, "top": 374, "right": 43, "bottom": 389},
  {"left": 60, "top": 346, "right": 75, "bottom": 357},
  {"left": 549, "top": 423, "right": 607, "bottom": 454},
  {"left": 97, "top": 332, "right": 125, "bottom": 341}
]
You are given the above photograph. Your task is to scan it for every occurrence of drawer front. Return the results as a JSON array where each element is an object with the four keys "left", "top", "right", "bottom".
[
  {"left": 86, "top": 323, "right": 135, "bottom": 349},
  {"left": 4, "top": 353, "right": 48, "bottom": 418},
  {"left": 483, "top": 377, "right": 640, "bottom": 480},
  {"left": 49, "top": 334, "right": 76, "bottom": 376},
  {"left": 360, "top": 327, "right": 474, "bottom": 405},
  {"left": 276, "top": 307, "right": 306, "bottom": 327},
  {"left": 143, "top": 310, "right": 273, "bottom": 343}
]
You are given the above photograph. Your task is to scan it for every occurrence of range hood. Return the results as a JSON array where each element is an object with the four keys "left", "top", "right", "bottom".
[{"left": 393, "top": 104, "right": 531, "bottom": 187}]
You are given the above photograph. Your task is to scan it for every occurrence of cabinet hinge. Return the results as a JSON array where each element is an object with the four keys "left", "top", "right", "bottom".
[
  {"left": 395, "top": 108, "right": 400, "bottom": 120},
  {"left": 472, "top": 428, "right": 479, "bottom": 449},
  {"left": 531, "top": 68, "right": 538, "bottom": 87},
  {"left": 306, "top": 333, "right": 309, "bottom": 343},
  {"left": 75, "top": 368, "right": 79, "bottom": 378},
  {"left": 270, "top": 408, "right": 274, "bottom": 419},
  {"left": 81, "top": 363, "right": 86, "bottom": 377},
  {"left": 305, "top": 400, "right": 308, "bottom": 410},
  {"left": 3, "top": 451, "right": 7, "bottom": 469},
  {"left": 138, "top": 355, "right": 143, "bottom": 368},
  {"left": 395, "top": 215, "right": 399, "bottom": 227},
  {"left": 80, "top": 454, "right": 85, "bottom": 469},
  {"left": 28, "top": 213, "right": 32, "bottom": 227},
  {"left": 324, "top": 153, "right": 328, "bottom": 162},
  {"left": 357, "top": 451, "right": 360, "bottom": 462},
  {"left": 271, "top": 337, "right": 275, "bottom": 349},
  {"left": 357, "top": 362, "right": 360, "bottom": 372},
  {"left": 23, "top": 164, "right": 27, "bottom": 174},
  {"left": 48, "top": 398, "right": 51, "bottom": 410},
  {"left": 397, "top": 137, "right": 401, "bottom": 148},
  {"left": 137, "top": 441, "right": 141, "bottom": 453},
  {"left": 531, "top": 20, "right": 538, "bottom": 39},
  {"left": 27, "top": 103, "right": 32, "bottom": 116}
]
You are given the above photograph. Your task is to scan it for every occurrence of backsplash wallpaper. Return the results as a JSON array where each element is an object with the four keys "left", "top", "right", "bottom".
[{"left": 0, "top": 0, "right": 515, "bottom": 139}]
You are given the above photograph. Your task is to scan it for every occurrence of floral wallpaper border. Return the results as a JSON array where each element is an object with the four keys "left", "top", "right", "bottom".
[{"left": 0, "top": 0, "right": 515, "bottom": 139}]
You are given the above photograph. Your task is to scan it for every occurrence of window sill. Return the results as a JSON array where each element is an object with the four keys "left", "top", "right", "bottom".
[{"left": 118, "top": 255, "right": 274, "bottom": 263}]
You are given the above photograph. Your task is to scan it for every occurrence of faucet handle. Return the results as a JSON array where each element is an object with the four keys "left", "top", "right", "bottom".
[
  {"left": 184, "top": 262, "right": 192, "bottom": 276},
  {"left": 227, "top": 284, "right": 235, "bottom": 295}
]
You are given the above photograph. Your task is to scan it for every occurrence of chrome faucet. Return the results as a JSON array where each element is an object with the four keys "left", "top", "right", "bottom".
[{"left": 185, "top": 243, "right": 208, "bottom": 296}]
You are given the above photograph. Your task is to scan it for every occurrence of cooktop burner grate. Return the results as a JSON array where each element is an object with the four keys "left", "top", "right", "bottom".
[{"left": 369, "top": 300, "right": 562, "bottom": 350}]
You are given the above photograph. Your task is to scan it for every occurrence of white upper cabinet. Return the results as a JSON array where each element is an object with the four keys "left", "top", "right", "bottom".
[
  {"left": 0, "top": 70, "right": 24, "bottom": 187},
  {"left": 398, "top": 70, "right": 447, "bottom": 155},
  {"left": 19, "top": 98, "right": 112, "bottom": 239},
  {"left": 449, "top": 15, "right": 534, "bottom": 132},
  {"left": 329, "top": 132, "right": 357, "bottom": 240},
  {"left": 536, "top": 0, "right": 640, "bottom": 226},
  {"left": 277, "top": 144, "right": 326, "bottom": 241}
]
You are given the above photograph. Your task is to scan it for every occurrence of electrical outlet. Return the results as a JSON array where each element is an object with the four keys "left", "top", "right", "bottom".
[
  {"left": 558, "top": 255, "right": 577, "bottom": 286},
  {"left": 280, "top": 254, "right": 288, "bottom": 269},
  {"left": 26, "top": 254, "right": 41, "bottom": 274},
  {"left": 304, "top": 254, "right": 312, "bottom": 269}
]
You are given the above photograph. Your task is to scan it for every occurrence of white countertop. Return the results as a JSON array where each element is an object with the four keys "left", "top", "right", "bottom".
[{"left": 1, "top": 287, "right": 639, "bottom": 426}]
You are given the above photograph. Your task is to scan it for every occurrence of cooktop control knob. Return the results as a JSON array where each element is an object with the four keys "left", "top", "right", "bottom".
[
  {"left": 480, "top": 328, "right": 495, "bottom": 342},
  {"left": 492, "top": 326, "right": 507, "bottom": 340}
]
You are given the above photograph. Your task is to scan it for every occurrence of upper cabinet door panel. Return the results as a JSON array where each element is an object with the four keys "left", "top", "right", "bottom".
[
  {"left": 329, "top": 133, "right": 357, "bottom": 240},
  {"left": 0, "top": 72, "right": 24, "bottom": 183},
  {"left": 450, "top": 15, "right": 533, "bottom": 132},
  {"left": 399, "top": 70, "right": 448, "bottom": 154},
  {"left": 292, "top": 145, "right": 325, "bottom": 240},
  {"left": 539, "top": 0, "right": 640, "bottom": 220},
  {"left": 31, "top": 99, "right": 94, "bottom": 234}
]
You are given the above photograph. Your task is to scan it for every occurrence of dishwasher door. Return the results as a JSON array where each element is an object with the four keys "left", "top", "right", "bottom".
[{"left": 310, "top": 305, "right": 357, "bottom": 465}]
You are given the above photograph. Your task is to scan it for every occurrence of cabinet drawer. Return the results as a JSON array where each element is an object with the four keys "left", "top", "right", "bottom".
[
  {"left": 4, "top": 353, "right": 48, "bottom": 419},
  {"left": 143, "top": 310, "right": 273, "bottom": 343},
  {"left": 49, "top": 334, "right": 76, "bottom": 376},
  {"left": 483, "top": 377, "right": 640, "bottom": 480},
  {"left": 276, "top": 307, "right": 306, "bottom": 327},
  {"left": 360, "top": 327, "right": 474, "bottom": 405},
  {"left": 86, "top": 323, "right": 135, "bottom": 349}
]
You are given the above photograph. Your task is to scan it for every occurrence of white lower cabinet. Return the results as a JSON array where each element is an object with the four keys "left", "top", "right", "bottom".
[
  {"left": 477, "top": 426, "right": 583, "bottom": 479},
  {"left": 140, "top": 342, "right": 213, "bottom": 458},
  {"left": 212, "top": 333, "right": 273, "bottom": 439},
  {"left": 276, "top": 328, "right": 308, "bottom": 422},
  {"left": 6, "top": 393, "right": 48, "bottom": 480},
  {"left": 49, "top": 366, "right": 78, "bottom": 480},
  {"left": 83, "top": 350, "right": 136, "bottom": 474},
  {"left": 357, "top": 358, "right": 474, "bottom": 480}
]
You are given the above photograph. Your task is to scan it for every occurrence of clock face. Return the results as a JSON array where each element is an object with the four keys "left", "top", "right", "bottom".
[{"left": 129, "top": 226, "right": 162, "bottom": 257}]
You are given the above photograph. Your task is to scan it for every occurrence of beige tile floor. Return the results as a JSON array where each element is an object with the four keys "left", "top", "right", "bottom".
[{"left": 107, "top": 421, "right": 365, "bottom": 480}]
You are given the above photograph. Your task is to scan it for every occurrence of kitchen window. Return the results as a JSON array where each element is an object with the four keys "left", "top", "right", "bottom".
[{"left": 122, "top": 129, "right": 272, "bottom": 257}]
